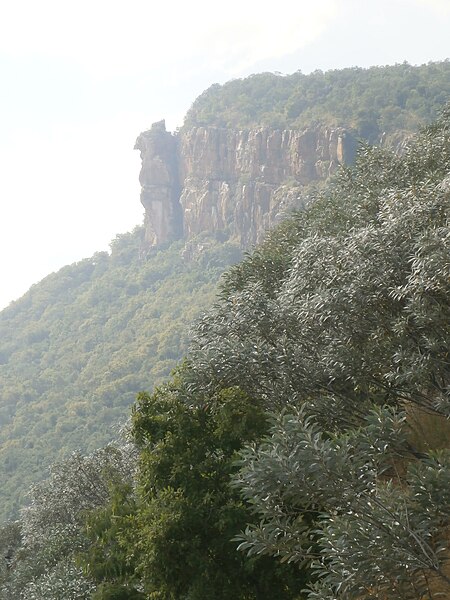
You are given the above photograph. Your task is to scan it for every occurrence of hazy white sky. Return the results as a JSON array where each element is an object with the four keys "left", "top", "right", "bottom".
[{"left": 0, "top": 0, "right": 449, "bottom": 309}]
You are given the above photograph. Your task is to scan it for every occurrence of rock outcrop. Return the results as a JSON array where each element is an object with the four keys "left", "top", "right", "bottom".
[
  {"left": 134, "top": 121, "right": 182, "bottom": 246},
  {"left": 135, "top": 122, "right": 356, "bottom": 248}
]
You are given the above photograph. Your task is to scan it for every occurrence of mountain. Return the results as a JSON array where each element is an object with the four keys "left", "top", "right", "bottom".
[
  {"left": 4, "top": 97, "right": 449, "bottom": 600},
  {"left": 0, "top": 61, "right": 449, "bottom": 522}
]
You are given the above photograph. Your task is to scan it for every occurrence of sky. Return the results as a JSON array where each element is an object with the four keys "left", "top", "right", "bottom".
[{"left": 0, "top": 0, "right": 449, "bottom": 310}]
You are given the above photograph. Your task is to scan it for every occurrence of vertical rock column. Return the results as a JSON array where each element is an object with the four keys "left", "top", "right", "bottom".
[{"left": 134, "top": 121, "right": 182, "bottom": 247}]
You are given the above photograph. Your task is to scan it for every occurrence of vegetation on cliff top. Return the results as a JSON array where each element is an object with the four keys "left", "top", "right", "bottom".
[{"left": 185, "top": 61, "right": 450, "bottom": 142}]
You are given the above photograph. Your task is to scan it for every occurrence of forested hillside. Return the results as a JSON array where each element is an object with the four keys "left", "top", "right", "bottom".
[
  {"left": 185, "top": 61, "right": 450, "bottom": 142},
  {"left": 2, "top": 62, "right": 449, "bottom": 524},
  {"left": 2, "top": 103, "right": 449, "bottom": 600},
  {"left": 0, "top": 61, "right": 450, "bottom": 516},
  {"left": 0, "top": 230, "right": 241, "bottom": 519},
  {"left": 1, "top": 61, "right": 450, "bottom": 599}
]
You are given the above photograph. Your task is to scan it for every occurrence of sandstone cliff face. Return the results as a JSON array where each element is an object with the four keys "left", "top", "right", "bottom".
[
  {"left": 135, "top": 122, "right": 356, "bottom": 248},
  {"left": 134, "top": 121, "right": 182, "bottom": 246}
]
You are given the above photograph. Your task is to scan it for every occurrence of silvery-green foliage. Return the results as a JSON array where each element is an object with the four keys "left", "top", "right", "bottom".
[
  {"left": 0, "top": 521, "right": 21, "bottom": 598},
  {"left": 186, "top": 107, "right": 450, "bottom": 423},
  {"left": 0, "top": 437, "right": 137, "bottom": 599},
  {"left": 20, "top": 559, "right": 96, "bottom": 600},
  {"left": 22, "top": 442, "right": 136, "bottom": 545},
  {"left": 182, "top": 110, "right": 450, "bottom": 598},
  {"left": 235, "top": 407, "right": 450, "bottom": 599}
]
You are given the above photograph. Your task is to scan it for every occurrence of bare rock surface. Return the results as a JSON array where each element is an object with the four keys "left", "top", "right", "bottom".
[{"left": 135, "top": 122, "right": 356, "bottom": 248}]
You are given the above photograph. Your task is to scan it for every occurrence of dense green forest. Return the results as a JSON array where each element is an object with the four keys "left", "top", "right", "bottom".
[
  {"left": 2, "top": 103, "right": 449, "bottom": 599},
  {"left": 185, "top": 61, "right": 450, "bottom": 142},
  {"left": 0, "top": 231, "right": 241, "bottom": 520}
]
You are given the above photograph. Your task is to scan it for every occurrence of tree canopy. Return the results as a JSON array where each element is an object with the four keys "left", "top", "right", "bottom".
[
  {"left": 185, "top": 62, "right": 450, "bottom": 144},
  {"left": 177, "top": 106, "right": 450, "bottom": 598}
]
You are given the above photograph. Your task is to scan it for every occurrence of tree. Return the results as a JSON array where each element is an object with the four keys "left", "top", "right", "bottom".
[
  {"left": 0, "top": 441, "right": 135, "bottom": 600},
  {"left": 80, "top": 482, "right": 144, "bottom": 600},
  {"left": 124, "top": 383, "right": 308, "bottom": 599},
  {"left": 236, "top": 406, "right": 450, "bottom": 599}
]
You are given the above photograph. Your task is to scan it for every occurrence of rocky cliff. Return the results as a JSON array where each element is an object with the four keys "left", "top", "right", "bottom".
[
  {"left": 135, "top": 121, "right": 356, "bottom": 248},
  {"left": 134, "top": 121, "right": 183, "bottom": 247}
]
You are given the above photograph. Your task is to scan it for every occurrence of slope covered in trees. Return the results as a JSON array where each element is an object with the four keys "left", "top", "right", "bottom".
[
  {"left": 0, "top": 229, "right": 241, "bottom": 520},
  {"left": 185, "top": 61, "right": 450, "bottom": 143},
  {"left": 2, "top": 61, "right": 449, "bottom": 524},
  {"left": 4, "top": 105, "right": 448, "bottom": 600},
  {"left": 2, "top": 61, "right": 450, "bottom": 598}
]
